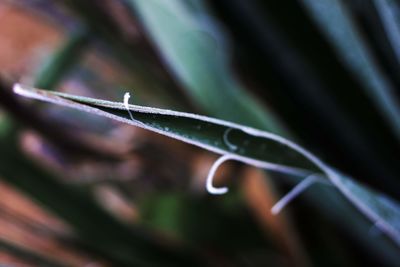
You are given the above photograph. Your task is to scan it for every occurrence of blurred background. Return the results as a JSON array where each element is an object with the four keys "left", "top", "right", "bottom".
[{"left": 0, "top": 0, "right": 400, "bottom": 266}]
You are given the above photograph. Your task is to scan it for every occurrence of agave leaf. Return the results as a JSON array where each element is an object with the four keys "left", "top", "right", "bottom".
[{"left": 13, "top": 84, "right": 400, "bottom": 248}]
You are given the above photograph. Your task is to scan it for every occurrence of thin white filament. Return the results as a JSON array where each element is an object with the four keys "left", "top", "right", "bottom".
[
  {"left": 206, "top": 154, "right": 236, "bottom": 195},
  {"left": 271, "top": 174, "right": 320, "bottom": 215},
  {"left": 123, "top": 92, "right": 135, "bottom": 121},
  {"left": 123, "top": 92, "right": 146, "bottom": 127},
  {"left": 223, "top": 128, "right": 238, "bottom": 151}
]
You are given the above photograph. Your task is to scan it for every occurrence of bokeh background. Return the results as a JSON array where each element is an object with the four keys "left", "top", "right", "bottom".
[{"left": 0, "top": 1, "right": 400, "bottom": 266}]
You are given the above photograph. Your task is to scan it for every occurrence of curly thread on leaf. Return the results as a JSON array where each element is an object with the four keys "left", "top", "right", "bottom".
[
  {"left": 223, "top": 128, "right": 238, "bottom": 151},
  {"left": 124, "top": 92, "right": 135, "bottom": 121},
  {"left": 206, "top": 154, "right": 237, "bottom": 195}
]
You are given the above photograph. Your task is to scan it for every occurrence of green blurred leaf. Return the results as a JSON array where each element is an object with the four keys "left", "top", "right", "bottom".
[
  {"left": 300, "top": 0, "right": 400, "bottom": 138},
  {"left": 0, "top": 112, "right": 12, "bottom": 138},
  {"left": 129, "top": 0, "right": 286, "bottom": 133},
  {"left": 372, "top": 0, "right": 400, "bottom": 64}
]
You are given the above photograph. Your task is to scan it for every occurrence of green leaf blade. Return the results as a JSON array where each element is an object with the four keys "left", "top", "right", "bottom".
[{"left": 13, "top": 84, "right": 400, "bottom": 249}]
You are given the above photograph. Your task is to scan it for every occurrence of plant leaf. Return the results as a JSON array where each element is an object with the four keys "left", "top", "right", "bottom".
[{"left": 13, "top": 84, "right": 400, "bottom": 248}]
